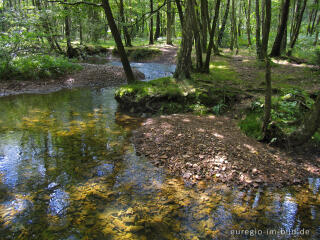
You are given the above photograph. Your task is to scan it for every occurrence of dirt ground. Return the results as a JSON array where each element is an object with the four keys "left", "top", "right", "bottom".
[
  {"left": 133, "top": 114, "right": 320, "bottom": 189},
  {"left": 0, "top": 63, "right": 145, "bottom": 97}
]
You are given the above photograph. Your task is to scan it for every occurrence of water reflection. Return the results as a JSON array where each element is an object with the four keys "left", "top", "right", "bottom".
[{"left": 0, "top": 87, "right": 319, "bottom": 239}]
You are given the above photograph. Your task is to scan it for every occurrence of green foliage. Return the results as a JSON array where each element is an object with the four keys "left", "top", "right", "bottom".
[
  {"left": 314, "top": 47, "right": 320, "bottom": 66},
  {"left": 0, "top": 55, "right": 82, "bottom": 81},
  {"left": 240, "top": 88, "right": 315, "bottom": 139},
  {"left": 239, "top": 112, "right": 263, "bottom": 139},
  {"left": 212, "top": 103, "right": 228, "bottom": 115}
]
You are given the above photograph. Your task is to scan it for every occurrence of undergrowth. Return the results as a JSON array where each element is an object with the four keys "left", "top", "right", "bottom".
[
  {"left": 0, "top": 55, "right": 82, "bottom": 81},
  {"left": 239, "top": 88, "right": 318, "bottom": 141}
]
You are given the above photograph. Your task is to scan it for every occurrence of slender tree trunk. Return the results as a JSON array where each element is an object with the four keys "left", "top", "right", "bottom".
[
  {"left": 101, "top": 0, "right": 135, "bottom": 83},
  {"left": 201, "top": 0, "right": 208, "bottom": 52},
  {"left": 262, "top": 57, "right": 272, "bottom": 139},
  {"left": 287, "top": 0, "right": 308, "bottom": 56},
  {"left": 203, "top": 0, "right": 221, "bottom": 73},
  {"left": 193, "top": 6, "right": 203, "bottom": 71},
  {"left": 154, "top": 3, "right": 161, "bottom": 41},
  {"left": 79, "top": 19, "right": 83, "bottom": 45},
  {"left": 261, "top": 0, "right": 271, "bottom": 58},
  {"left": 281, "top": 24, "right": 288, "bottom": 53},
  {"left": 270, "top": 0, "right": 290, "bottom": 57},
  {"left": 175, "top": 0, "right": 184, "bottom": 26},
  {"left": 64, "top": 0, "right": 73, "bottom": 58},
  {"left": 230, "top": 0, "right": 236, "bottom": 51},
  {"left": 246, "top": 0, "right": 252, "bottom": 46},
  {"left": 167, "top": 0, "right": 173, "bottom": 45},
  {"left": 314, "top": 15, "right": 320, "bottom": 45},
  {"left": 217, "top": 0, "right": 230, "bottom": 47},
  {"left": 149, "top": 0, "right": 154, "bottom": 44},
  {"left": 120, "top": 0, "right": 132, "bottom": 46},
  {"left": 174, "top": 0, "right": 193, "bottom": 79},
  {"left": 255, "top": 0, "right": 263, "bottom": 59}
]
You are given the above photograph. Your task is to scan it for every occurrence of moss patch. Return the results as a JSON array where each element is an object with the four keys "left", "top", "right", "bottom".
[{"left": 115, "top": 71, "right": 243, "bottom": 115}]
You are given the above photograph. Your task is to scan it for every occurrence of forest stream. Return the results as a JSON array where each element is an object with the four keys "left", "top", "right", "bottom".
[{"left": 0, "top": 64, "right": 320, "bottom": 240}]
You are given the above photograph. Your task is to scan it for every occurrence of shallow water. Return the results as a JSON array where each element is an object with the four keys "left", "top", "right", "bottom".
[
  {"left": 109, "top": 62, "right": 176, "bottom": 81},
  {"left": 0, "top": 64, "right": 319, "bottom": 240}
]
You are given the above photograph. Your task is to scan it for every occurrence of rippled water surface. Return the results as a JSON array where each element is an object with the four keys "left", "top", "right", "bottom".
[{"left": 0, "top": 64, "right": 320, "bottom": 240}]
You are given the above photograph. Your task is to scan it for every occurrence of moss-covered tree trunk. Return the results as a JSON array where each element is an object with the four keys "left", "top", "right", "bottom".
[
  {"left": 174, "top": 0, "right": 193, "bottom": 79},
  {"left": 101, "top": 0, "right": 136, "bottom": 83}
]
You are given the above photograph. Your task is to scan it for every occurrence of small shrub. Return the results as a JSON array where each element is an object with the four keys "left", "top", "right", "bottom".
[{"left": 239, "top": 113, "right": 263, "bottom": 139}]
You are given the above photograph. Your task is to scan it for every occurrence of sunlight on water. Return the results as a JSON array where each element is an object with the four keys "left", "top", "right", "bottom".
[{"left": 0, "top": 81, "right": 319, "bottom": 239}]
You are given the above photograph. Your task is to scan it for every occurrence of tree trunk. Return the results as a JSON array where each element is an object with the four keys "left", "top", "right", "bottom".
[
  {"left": 262, "top": 57, "right": 272, "bottom": 139},
  {"left": 270, "top": 0, "right": 290, "bottom": 57},
  {"left": 175, "top": 0, "right": 184, "bottom": 26},
  {"left": 255, "top": 0, "right": 263, "bottom": 59},
  {"left": 203, "top": 0, "right": 221, "bottom": 73},
  {"left": 64, "top": 0, "right": 73, "bottom": 58},
  {"left": 201, "top": 0, "right": 208, "bottom": 52},
  {"left": 167, "top": 0, "right": 173, "bottom": 45},
  {"left": 314, "top": 15, "right": 320, "bottom": 45},
  {"left": 101, "top": 0, "right": 136, "bottom": 83},
  {"left": 230, "top": 0, "right": 236, "bottom": 51},
  {"left": 120, "top": 0, "right": 132, "bottom": 46},
  {"left": 287, "top": 0, "right": 308, "bottom": 56},
  {"left": 217, "top": 0, "right": 230, "bottom": 47},
  {"left": 79, "top": 19, "right": 83, "bottom": 45},
  {"left": 261, "top": 0, "right": 271, "bottom": 58},
  {"left": 174, "top": 0, "right": 193, "bottom": 79},
  {"left": 193, "top": 6, "right": 203, "bottom": 71},
  {"left": 246, "top": 0, "right": 252, "bottom": 46},
  {"left": 154, "top": 4, "right": 161, "bottom": 41},
  {"left": 149, "top": 0, "right": 154, "bottom": 44}
]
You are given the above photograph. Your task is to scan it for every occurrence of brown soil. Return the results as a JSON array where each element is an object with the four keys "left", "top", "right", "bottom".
[
  {"left": 133, "top": 114, "right": 320, "bottom": 189},
  {"left": 0, "top": 63, "right": 144, "bottom": 97}
]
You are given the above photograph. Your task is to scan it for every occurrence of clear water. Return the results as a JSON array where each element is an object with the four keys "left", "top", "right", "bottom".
[
  {"left": 109, "top": 62, "right": 176, "bottom": 81},
  {"left": 0, "top": 64, "right": 319, "bottom": 240}
]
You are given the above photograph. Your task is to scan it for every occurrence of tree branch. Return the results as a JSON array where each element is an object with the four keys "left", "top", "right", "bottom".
[{"left": 48, "top": 1, "right": 102, "bottom": 7}]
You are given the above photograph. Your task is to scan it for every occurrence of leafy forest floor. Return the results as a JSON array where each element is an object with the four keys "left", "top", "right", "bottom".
[{"left": 122, "top": 46, "right": 320, "bottom": 189}]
